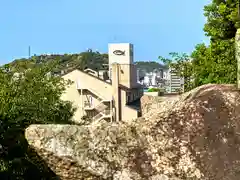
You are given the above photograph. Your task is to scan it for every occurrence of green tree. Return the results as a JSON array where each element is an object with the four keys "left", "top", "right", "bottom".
[
  {"left": 78, "top": 50, "right": 108, "bottom": 71},
  {"left": 0, "top": 61, "right": 76, "bottom": 179},
  {"left": 192, "top": 0, "right": 237, "bottom": 86},
  {"left": 160, "top": 0, "right": 238, "bottom": 91},
  {"left": 159, "top": 52, "right": 193, "bottom": 92}
]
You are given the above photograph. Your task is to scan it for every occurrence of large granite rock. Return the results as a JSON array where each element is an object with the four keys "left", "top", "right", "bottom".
[
  {"left": 25, "top": 84, "right": 240, "bottom": 180},
  {"left": 140, "top": 94, "right": 179, "bottom": 116}
]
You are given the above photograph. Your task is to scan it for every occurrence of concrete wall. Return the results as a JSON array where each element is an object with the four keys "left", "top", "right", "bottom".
[
  {"left": 120, "top": 89, "right": 138, "bottom": 122},
  {"left": 71, "top": 70, "right": 112, "bottom": 100},
  {"left": 108, "top": 43, "right": 133, "bottom": 65},
  {"left": 117, "top": 64, "right": 138, "bottom": 89},
  {"left": 122, "top": 106, "right": 138, "bottom": 122},
  {"left": 108, "top": 43, "right": 138, "bottom": 89},
  {"left": 61, "top": 77, "right": 82, "bottom": 123},
  {"left": 62, "top": 70, "right": 112, "bottom": 122},
  {"left": 144, "top": 92, "right": 159, "bottom": 96},
  {"left": 111, "top": 63, "right": 120, "bottom": 121}
]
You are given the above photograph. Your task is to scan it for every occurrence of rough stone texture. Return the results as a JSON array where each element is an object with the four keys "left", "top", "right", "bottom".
[
  {"left": 26, "top": 84, "right": 240, "bottom": 180},
  {"left": 141, "top": 95, "right": 179, "bottom": 117}
]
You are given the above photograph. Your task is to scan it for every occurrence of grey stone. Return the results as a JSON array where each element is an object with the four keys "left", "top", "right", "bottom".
[{"left": 25, "top": 84, "right": 240, "bottom": 180}]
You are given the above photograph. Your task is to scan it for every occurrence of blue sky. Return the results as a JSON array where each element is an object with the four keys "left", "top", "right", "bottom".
[{"left": 0, "top": 0, "right": 210, "bottom": 64}]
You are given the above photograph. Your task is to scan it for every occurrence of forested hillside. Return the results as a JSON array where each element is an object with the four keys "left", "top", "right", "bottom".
[
  {"left": 2, "top": 50, "right": 165, "bottom": 75},
  {"left": 3, "top": 50, "right": 108, "bottom": 73}
]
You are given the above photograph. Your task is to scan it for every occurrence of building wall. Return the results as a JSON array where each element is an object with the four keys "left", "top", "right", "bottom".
[
  {"left": 61, "top": 70, "right": 112, "bottom": 122},
  {"left": 112, "top": 63, "right": 141, "bottom": 122},
  {"left": 117, "top": 64, "right": 138, "bottom": 89},
  {"left": 125, "top": 88, "right": 143, "bottom": 103},
  {"left": 61, "top": 77, "right": 82, "bottom": 123},
  {"left": 111, "top": 63, "right": 120, "bottom": 121},
  {"left": 72, "top": 70, "right": 112, "bottom": 100},
  {"left": 120, "top": 89, "right": 138, "bottom": 122},
  {"left": 108, "top": 43, "right": 138, "bottom": 89},
  {"left": 143, "top": 91, "right": 159, "bottom": 96},
  {"left": 169, "top": 67, "right": 183, "bottom": 93},
  {"left": 108, "top": 43, "right": 133, "bottom": 65}
]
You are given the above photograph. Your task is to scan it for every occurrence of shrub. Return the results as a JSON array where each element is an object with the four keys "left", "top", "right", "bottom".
[{"left": 147, "top": 88, "right": 165, "bottom": 92}]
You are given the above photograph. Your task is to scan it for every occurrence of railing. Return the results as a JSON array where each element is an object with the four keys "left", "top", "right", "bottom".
[
  {"left": 95, "top": 102, "right": 107, "bottom": 112},
  {"left": 88, "top": 87, "right": 108, "bottom": 101},
  {"left": 76, "top": 81, "right": 84, "bottom": 90},
  {"left": 84, "top": 101, "right": 92, "bottom": 108},
  {"left": 91, "top": 109, "right": 111, "bottom": 121},
  {"left": 104, "top": 109, "right": 111, "bottom": 115},
  {"left": 93, "top": 113, "right": 103, "bottom": 121},
  {"left": 84, "top": 68, "right": 98, "bottom": 77},
  {"left": 84, "top": 100, "right": 107, "bottom": 111},
  {"left": 83, "top": 97, "right": 111, "bottom": 121}
]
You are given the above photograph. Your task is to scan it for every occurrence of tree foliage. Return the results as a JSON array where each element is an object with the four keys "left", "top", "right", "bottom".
[
  {"left": 160, "top": 0, "right": 238, "bottom": 91},
  {"left": 7, "top": 50, "right": 164, "bottom": 78},
  {"left": 0, "top": 49, "right": 166, "bottom": 178},
  {"left": 0, "top": 61, "right": 76, "bottom": 179},
  {"left": 7, "top": 50, "right": 109, "bottom": 74},
  {"left": 159, "top": 52, "right": 193, "bottom": 91}
]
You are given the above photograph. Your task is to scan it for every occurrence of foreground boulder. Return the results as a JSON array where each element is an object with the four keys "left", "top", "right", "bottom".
[{"left": 25, "top": 84, "right": 240, "bottom": 180}]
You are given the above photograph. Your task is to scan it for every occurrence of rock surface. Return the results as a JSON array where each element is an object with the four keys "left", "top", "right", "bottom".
[{"left": 25, "top": 84, "right": 240, "bottom": 180}]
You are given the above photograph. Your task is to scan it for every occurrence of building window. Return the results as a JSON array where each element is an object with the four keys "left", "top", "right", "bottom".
[
  {"left": 126, "top": 95, "right": 130, "bottom": 103},
  {"left": 126, "top": 92, "right": 130, "bottom": 103}
]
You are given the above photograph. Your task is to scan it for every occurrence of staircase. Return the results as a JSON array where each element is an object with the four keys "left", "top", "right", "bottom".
[
  {"left": 76, "top": 76, "right": 111, "bottom": 121},
  {"left": 92, "top": 103, "right": 111, "bottom": 121},
  {"left": 76, "top": 81, "right": 108, "bottom": 101},
  {"left": 88, "top": 87, "right": 107, "bottom": 101},
  {"left": 94, "top": 101, "right": 108, "bottom": 112},
  {"left": 82, "top": 95, "right": 111, "bottom": 121},
  {"left": 83, "top": 87, "right": 110, "bottom": 121},
  {"left": 93, "top": 113, "right": 103, "bottom": 121},
  {"left": 84, "top": 100, "right": 108, "bottom": 111}
]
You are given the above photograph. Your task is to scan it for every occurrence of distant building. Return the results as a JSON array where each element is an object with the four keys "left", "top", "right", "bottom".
[
  {"left": 165, "top": 67, "right": 184, "bottom": 93},
  {"left": 138, "top": 66, "right": 184, "bottom": 93}
]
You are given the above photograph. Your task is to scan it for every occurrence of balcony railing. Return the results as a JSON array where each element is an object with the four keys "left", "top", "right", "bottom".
[
  {"left": 104, "top": 109, "right": 111, "bottom": 115},
  {"left": 83, "top": 101, "right": 111, "bottom": 121},
  {"left": 93, "top": 113, "right": 103, "bottom": 121},
  {"left": 84, "top": 101, "right": 92, "bottom": 108}
]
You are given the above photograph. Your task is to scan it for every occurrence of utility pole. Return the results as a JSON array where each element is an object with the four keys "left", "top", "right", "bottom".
[{"left": 28, "top": 46, "right": 31, "bottom": 58}]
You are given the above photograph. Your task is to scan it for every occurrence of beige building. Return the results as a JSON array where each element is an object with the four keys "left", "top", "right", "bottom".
[{"left": 61, "top": 43, "right": 143, "bottom": 122}]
